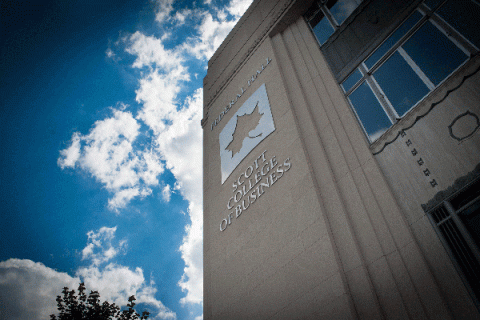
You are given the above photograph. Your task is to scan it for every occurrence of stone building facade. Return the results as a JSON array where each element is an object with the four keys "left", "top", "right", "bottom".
[{"left": 202, "top": 0, "right": 480, "bottom": 318}]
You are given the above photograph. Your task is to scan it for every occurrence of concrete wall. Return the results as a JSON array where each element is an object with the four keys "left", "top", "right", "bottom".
[{"left": 203, "top": 0, "right": 480, "bottom": 318}]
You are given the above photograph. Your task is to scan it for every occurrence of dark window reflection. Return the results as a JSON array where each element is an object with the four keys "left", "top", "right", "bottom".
[
  {"left": 348, "top": 82, "right": 391, "bottom": 139},
  {"left": 403, "top": 21, "right": 467, "bottom": 86},
  {"left": 438, "top": 0, "right": 480, "bottom": 49},
  {"left": 312, "top": 16, "right": 335, "bottom": 45},
  {"left": 330, "top": 0, "right": 358, "bottom": 25},
  {"left": 365, "top": 11, "right": 422, "bottom": 69},
  {"left": 342, "top": 69, "right": 363, "bottom": 92},
  {"left": 374, "top": 51, "right": 430, "bottom": 116}
]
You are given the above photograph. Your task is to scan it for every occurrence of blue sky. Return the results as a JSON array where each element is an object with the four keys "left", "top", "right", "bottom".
[{"left": 0, "top": 0, "right": 252, "bottom": 319}]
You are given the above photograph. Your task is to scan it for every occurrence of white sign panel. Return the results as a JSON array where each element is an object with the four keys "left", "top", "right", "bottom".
[{"left": 220, "top": 83, "right": 275, "bottom": 184}]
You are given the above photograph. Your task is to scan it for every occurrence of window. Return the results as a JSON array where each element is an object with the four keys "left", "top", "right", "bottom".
[
  {"left": 428, "top": 179, "right": 480, "bottom": 303},
  {"left": 305, "top": 0, "right": 363, "bottom": 45},
  {"left": 308, "top": 0, "right": 480, "bottom": 142}
]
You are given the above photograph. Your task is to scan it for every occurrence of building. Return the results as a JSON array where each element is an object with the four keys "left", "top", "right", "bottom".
[{"left": 202, "top": 0, "right": 480, "bottom": 318}]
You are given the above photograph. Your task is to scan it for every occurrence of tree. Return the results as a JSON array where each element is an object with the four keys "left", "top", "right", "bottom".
[{"left": 50, "top": 283, "right": 150, "bottom": 320}]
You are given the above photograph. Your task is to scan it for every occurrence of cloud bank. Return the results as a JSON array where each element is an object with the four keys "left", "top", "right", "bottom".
[
  {"left": 0, "top": 227, "right": 175, "bottom": 320},
  {"left": 57, "top": 0, "right": 253, "bottom": 313}
]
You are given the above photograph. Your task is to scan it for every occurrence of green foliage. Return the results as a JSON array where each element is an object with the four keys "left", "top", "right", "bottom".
[{"left": 50, "top": 283, "right": 150, "bottom": 320}]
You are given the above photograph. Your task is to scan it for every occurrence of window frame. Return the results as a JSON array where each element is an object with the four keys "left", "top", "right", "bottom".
[
  {"left": 305, "top": 0, "right": 363, "bottom": 46},
  {"left": 427, "top": 183, "right": 480, "bottom": 308},
  {"left": 338, "top": 0, "right": 479, "bottom": 142}
]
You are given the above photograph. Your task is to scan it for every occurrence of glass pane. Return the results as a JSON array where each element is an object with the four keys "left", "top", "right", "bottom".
[
  {"left": 341, "top": 69, "right": 363, "bottom": 92},
  {"left": 424, "top": 0, "right": 444, "bottom": 10},
  {"left": 348, "top": 81, "right": 392, "bottom": 141},
  {"left": 374, "top": 51, "right": 430, "bottom": 116},
  {"left": 304, "top": 2, "right": 320, "bottom": 21},
  {"left": 402, "top": 21, "right": 468, "bottom": 86},
  {"left": 312, "top": 16, "right": 335, "bottom": 45},
  {"left": 330, "top": 0, "right": 359, "bottom": 25},
  {"left": 365, "top": 11, "right": 423, "bottom": 69},
  {"left": 460, "top": 200, "right": 480, "bottom": 253},
  {"left": 438, "top": 0, "right": 480, "bottom": 48},
  {"left": 451, "top": 179, "right": 480, "bottom": 210}
]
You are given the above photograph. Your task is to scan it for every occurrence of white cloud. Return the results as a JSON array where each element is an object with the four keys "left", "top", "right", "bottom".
[
  {"left": 178, "top": 202, "right": 203, "bottom": 305},
  {"left": 106, "top": 48, "right": 116, "bottom": 59},
  {"left": 57, "top": 0, "right": 254, "bottom": 315},
  {"left": 183, "top": 12, "right": 238, "bottom": 60},
  {"left": 226, "top": 0, "right": 252, "bottom": 17},
  {"left": 135, "top": 67, "right": 190, "bottom": 134},
  {"left": 127, "top": 31, "right": 183, "bottom": 70},
  {"left": 81, "top": 226, "right": 127, "bottom": 266},
  {"left": 127, "top": 34, "right": 204, "bottom": 302},
  {"left": 78, "top": 226, "right": 176, "bottom": 319},
  {"left": 162, "top": 184, "right": 171, "bottom": 202},
  {"left": 122, "top": 0, "right": 252, "bottom": 308},
  {"left": 58, "top": 108, "right": 165, "bottom": 212},
  {"left": 58, "top": 132, "right": 81, "bottom": 169},
  {"left": 152, "top": 89, "right": 203, "bottom": 305},
  {"left": 173, "top": 9, "right": 192, "bottom": 25},
  {"left": 178, "top": 0, "right": 252, "bottom": 60},
  {"left": 155, "top": 0, "right": 174, "bottom": 24},
  {"left": 0, "top": 259, "right": 79, "bottom": 320},
  {"left": 76, "top": 263, "right": 175, "bottom": 319},
  {"left": 0, "top": 227, "right": 176, "bottom": 320}
]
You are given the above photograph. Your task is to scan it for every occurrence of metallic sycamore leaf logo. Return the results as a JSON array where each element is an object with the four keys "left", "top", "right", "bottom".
[
  {"left": 220, "top": 83, "right": 275, "bottom": 184},
  {"left": 225, "top": 102, "right": 264, "bottom": 156}
]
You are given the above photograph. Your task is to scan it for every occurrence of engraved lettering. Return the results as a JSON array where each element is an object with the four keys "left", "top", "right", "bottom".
[
  {"left": 269, "top": 156, "right": 277, "bottom": 169},
  {"left": 237, "top": 174, "right": 244, "bottom": 186},
  {"left": 245, "top": 166, "right": 254, "bottom": 178},
  {"left": 235, "top": 205, "right": 242, "bottom": 218},
  {"left": 259, "top": 180, "right": 270, "bottom": 194},
  {"left": 276, "top": 164, "right": 284, "bottom": 179},
  {"left": 261, "top": 162, "right": 270, "bottom": 176},
  {"left": 270, "top": 172, "right": 278, "bottom": 185},
  {"left": 250, "top": 190, "right": 257, "bottom": 203},
  {"left": 211, "top": 58, "right": 272, "bottom": 131},
  {"left": 220, "top": 219, "right": 228, "bottom": 231},
  {"left": 234, "top": 190, "right": 242, "bottom": 202},
  {"left": 258, "top": 150, "right": 267, "bottom": 164},
  {"left": 284, "top": 158, "right": 291, "bottom": 171},
  {"left": 255, "top": 171, "right": 262, "bottom": 184},
  {"left": 227, "top": 197, "right": 235, "bottom": 210},
  {"left": 242, "top": 199, "right": 250, "bottom": 211},
  {"left": 220, "top": 150, "right": 292, "bottom": 232}
]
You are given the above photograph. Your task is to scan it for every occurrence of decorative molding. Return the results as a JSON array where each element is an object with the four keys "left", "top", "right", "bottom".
[
  {"left": 422, "top": 162, "right": 480, "bottom": 212},
  {"left": 204, "top": 0, "right": 296, "bottom": 111},
  {"left": 448, "top": 110, "right": 480, "bottom": 142}
]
